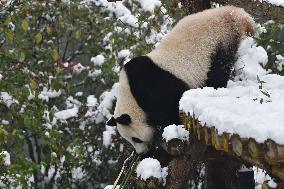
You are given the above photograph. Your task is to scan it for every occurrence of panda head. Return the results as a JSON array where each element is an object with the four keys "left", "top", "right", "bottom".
[
  {"left": 107, "top": 69, "right": 155, "bottom": 154},
  {"left": 107, "top": 114, "right": 154, "bottom": 154}
]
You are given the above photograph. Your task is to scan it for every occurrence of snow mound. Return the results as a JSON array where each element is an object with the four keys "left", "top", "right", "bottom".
[
  {"left": 87, "top": 95, "right": 97, "bottom": 107},
  {"left": 0, "top": 92, "right": 17, "bottom": 108},
  {"left": 254, "top": 166, "right": 277, "bottom": 189},
  {"left": 180, "top": 74, "right": 284, "bottom": 144},
  {"left": 118, "top": 49, "right": 130, "bottom": 59},
  {"left": 234, "top": 37, "right": 268, "bottom": 82},
  {"left": 103, "top": 126, "right": 116, "bottom": 147},
  {"left": 180, "top": 37, "right": 284, "bottom": 144},
  {"left": 136, "top": 158, "right": 168, "bottom": 185},
  {"left": 0, "top": 151, "right": 11, "bottom": 166},
  {"left": 162, "top": 124, "right": 189, "bottom": 142},
  {"left": 136, "top": 0, "right": 162, "bottom": 13},
  {"left": 54, "top": 107, "right": 78, "bottom": 120},
  {"left": 91, "top": 54, "right": 105, "bottom": 66},
  {"left": 38, "top": 87, "right": 61, "bottom": 102}
]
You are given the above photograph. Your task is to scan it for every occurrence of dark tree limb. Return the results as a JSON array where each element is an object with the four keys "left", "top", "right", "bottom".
[
  {"left": 158, "top": 137, "right": 256, "bottom": 189},
  {"left": 204, "top": 147, "right": 254, "bottom": 189},
  {"left": 180, "top": 0, "right": 211, "bottom": 13},
  {"left": 179, "top": 0, "right": 284, "bottom": 23},
  {"left": 25, "top": 134, "right": 39, "bottom": 187},
  {"left": 164, "top": 137, "right": 207, "bottom": 189},
  {"left": 212, "top": 0, "right": 284, "bottom": 23}
]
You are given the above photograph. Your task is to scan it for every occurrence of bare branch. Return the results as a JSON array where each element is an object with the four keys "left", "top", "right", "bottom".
[
  {"left": 180, "top": 0, "right": 210, "bottom": 13},
  {"left": 178, "top": 0, "right": 284, "bottom": 23},
  {"left": 211, "top": 0, "right": 284, "bottom": 23}
]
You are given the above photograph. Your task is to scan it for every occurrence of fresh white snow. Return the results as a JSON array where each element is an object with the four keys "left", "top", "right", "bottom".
[
  {"left": 179, "top": 37, "right": 284, "bottom": 144},
  {"left": 100, "top": 1, "right": 139, "bottom": 28},
  {"left": 94, "top": 83, "right": 119, "bottom": 123},
  {"left": 1, "top": 120, "right": 9, "bottom": 125},
  {"left": 87, "top": 95, "right": 98, "bottom": 107},
  {"left": 38, "top": 87, "right": 61, "bottom": 102},
  {"left": 54, "top": 107, "right": 79, "bottom": 120},
  {"left": 75, "top": 91, "right": 83, "bottom": 97},
  {"left": 72, "top": 167, "right": 85, "bottom": 180},
  {"left": 0, "top": 151, "right": 11, "bottom": 166},
  {"left": 162, "top": 124, "right": 189, "bottom": 142},
  {"left": 103, "top": 126, "right": 116, "bottom": 147},
  {"left": 254, "top": 166, "right": 277, "bottom": 188},
  {"left": 117, "top": 49, "right": 130, "bottom": 59},
  {"left": 275, "top": 54, "right": 284, "bottom": 71},
  {"left": 91, "top": 54, "right": 105, "bottom": 66},
  {"left": 136, "top": 158, "right": 168, "bottom": 185},
  {"left": 136, "top": 0, "right": 162, "bottom": 13},
  {"left": 234, "top": 37, "right": 268, "bottom": 81},
  {"left": 0, "top": 92, "right": 17, "bottom": 108}
]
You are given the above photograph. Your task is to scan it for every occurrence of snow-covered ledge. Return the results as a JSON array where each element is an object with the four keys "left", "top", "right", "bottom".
[
  {"left": 179, "top": 37, "right": 284, "bottom": 182},
  {"left": 180, "top": 73, "right": 284, "bottom": 145}
]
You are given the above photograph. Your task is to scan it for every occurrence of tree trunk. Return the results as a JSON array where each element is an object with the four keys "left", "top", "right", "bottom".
[
  {"left": 164, "top": 137, "right": 207, "bottom": 189},
  {"left": 204, "top": 147, "right": 254, "bottom": 189}
]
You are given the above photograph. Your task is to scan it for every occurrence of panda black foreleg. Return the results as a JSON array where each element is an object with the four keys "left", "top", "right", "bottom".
[{"left": 205, "top": 39, "right": 240, "bottom": 89}]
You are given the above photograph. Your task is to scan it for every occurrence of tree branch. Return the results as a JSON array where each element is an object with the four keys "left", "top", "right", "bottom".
[
  {"left": 62, "top": 31, "right": 73, "bottom": 61},
  {"left": 212, "top": 0, "right": 284, "bottom": 23},
  {"left": 179, "top": 0, "right": 284, "bottom": 23},
  {"left": 180, "top": 0, "right": 211, "bottom": 13},
  {"left": 25, "top": 134, "right": 39, "bottom": 187},
  {"left": 164, "top": 137, "right": 207, "bottom": 189}
]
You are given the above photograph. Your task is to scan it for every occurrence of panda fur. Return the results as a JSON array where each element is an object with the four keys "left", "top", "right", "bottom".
[{"left": 107, "top": 6, "right": 256, "bottom": 154}]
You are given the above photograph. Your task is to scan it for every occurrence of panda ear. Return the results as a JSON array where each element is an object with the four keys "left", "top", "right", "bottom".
[
  {"left": 116, "top": 114, "right": 131, "bottom": 125},
  {"left": 106, "top": 117, "right": 117, "bottom": 126}
]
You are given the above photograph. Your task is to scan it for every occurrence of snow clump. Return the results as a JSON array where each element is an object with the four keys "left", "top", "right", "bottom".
[
  {"left": 136, "top": 0, "right": 162, "bottom": 13},
  {"left": 103, "top": 126, "right": 116, "bottom": 147},
  {"left": 38, "top": 87, "right": 61, "bottom": 102},
  {"left": 91, "top": 54, "right": 105, "bottom": 66},
  {"left": 162, "top": 124, "right": 189, "bottom": 142},
  {"left": 136, "top": 158, "right": 168, "bottom": 185},
  {"left": 117, "top": 49, "right": 130, "bottom": 59},
  {"left": 54, "top": 107, "right": 79, "bottom": 120},
  {"left": 0, "top": 151, "right": 11, "bottom": 165}
]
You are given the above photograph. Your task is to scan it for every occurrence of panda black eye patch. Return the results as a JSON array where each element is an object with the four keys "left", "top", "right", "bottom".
[
  {"left": 116, "top": 114, "right": 132, "bottom": 125},
  {"left": 132, "top": 137, "right": 143, "bottom": 143}
]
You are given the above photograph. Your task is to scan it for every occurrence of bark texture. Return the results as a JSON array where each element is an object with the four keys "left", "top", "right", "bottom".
[
  {"left": 164, "top": 137, "right": 207, "bottom": 189},
  {"left": 179, "top": 0, "right": 284, "bottom": 23},
  {"left": 212, "top": 0, "right": 284, "bottom": 23}
]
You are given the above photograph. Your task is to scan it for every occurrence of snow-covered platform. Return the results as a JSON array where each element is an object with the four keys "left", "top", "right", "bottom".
[
  {"left": 180, "top": 73, "right": 284, "bottom": 145},
  {"left": 179, "top": 73, "right": 284, "bottom": 164},
  {"left": 179, "top": 74, "right": 284, "bottom": 182},
  {"left": 179, "top": 37, "right": 284, "bottom": 182}
]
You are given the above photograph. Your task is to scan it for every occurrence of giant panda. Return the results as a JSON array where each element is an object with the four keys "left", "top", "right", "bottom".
[{"left": 107, "top": 6, "right": 255, "bottom": 154}]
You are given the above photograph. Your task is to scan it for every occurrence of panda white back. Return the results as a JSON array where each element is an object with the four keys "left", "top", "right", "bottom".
[{"left": 148, "top": 6, "right": 255, "bottom": 88}]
